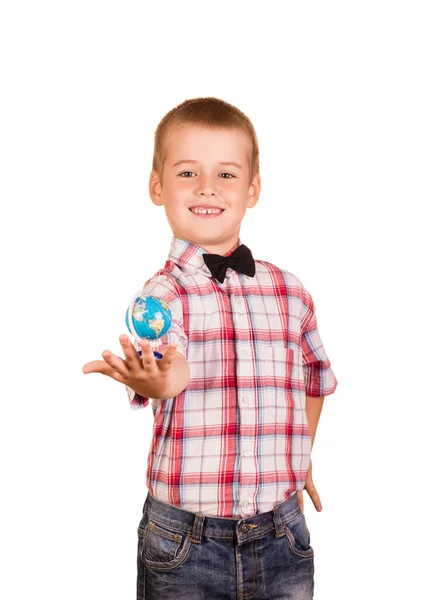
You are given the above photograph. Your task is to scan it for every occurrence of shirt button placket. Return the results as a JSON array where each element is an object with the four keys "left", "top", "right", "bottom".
[{"left": 232, "top": 282, "right": 256, "bottom": 516}]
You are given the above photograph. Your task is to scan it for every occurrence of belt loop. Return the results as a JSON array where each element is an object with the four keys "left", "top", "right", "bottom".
[
  {"left": 272, "top": 504, "right": 286, "bottom": 538},
  {"left": 190, "top": 513, "right": 205, "bottom": 544}
]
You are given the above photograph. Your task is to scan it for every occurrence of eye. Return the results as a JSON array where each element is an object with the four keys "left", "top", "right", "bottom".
[
  {"left": 219, "top": 173, "right": 235, "bottom": 179},
  {"left": 179, "top": 171, "right": 196, "bottom": 177}
]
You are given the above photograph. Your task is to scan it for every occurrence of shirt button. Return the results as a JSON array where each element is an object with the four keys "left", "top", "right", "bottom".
[
  {"left": 242, "top": 396, "right": 251, "bottom": 405},
  {"left": 234, "top": 296, "right": 242, "bottom": 304},
  {"left": 240, "top": 349, "right": 249, "bottom": 357},
  {"left": 243, "top": 450, "right": 252, "bottom": 458},
  {"left": 240, "top": 500, "right": 249, "bottom": 508}
]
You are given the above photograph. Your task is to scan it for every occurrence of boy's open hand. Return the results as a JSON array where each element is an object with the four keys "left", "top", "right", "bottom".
[
  {"left": 297, "top": 459, "right": 323, "bottom": 513},
  {"left": 82, "top": 334, "right": 179, "bottom": 400}
]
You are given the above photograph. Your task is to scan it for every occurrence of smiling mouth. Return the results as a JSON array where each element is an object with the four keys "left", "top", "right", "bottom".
[{"left": 189, "top": 206, "right": 225, "bottom": 217}]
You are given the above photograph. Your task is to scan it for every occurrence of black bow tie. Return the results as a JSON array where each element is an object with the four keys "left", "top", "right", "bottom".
[{"left": 203, "top": 244, "right": 256, "bottom": 283}]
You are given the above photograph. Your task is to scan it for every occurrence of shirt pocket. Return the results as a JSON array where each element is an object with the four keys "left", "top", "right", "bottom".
[{"left": 256, "top": 345, "right": 294, "bottom": 407}]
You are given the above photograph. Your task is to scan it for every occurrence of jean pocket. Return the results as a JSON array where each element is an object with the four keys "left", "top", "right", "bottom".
[
  {"left": 284, "top": 511, "right": 314, "bottom": 559},
  {"left": 140, "top": 520, "right": 192, "bottom": 571}
]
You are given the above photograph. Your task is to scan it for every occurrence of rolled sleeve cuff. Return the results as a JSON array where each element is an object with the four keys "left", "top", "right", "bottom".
[
  {"left": 126, "top": 385, "right": 149, "bottom": 409},
  {"left": 304, "top": 363, "right": 338, "bottom": 397}
]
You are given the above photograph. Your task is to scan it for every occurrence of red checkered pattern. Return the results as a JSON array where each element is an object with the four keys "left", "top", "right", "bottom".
[{"left": 126, "top": 237, "right": 338, "bottom": 517}]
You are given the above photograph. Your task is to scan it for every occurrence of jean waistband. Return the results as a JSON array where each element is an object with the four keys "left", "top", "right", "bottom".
[{"left": 142, "top": 492, "right": 301, "bottom": 545}]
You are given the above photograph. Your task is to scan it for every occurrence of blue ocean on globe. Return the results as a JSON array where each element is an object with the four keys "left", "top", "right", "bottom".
[{"left": 125, "top": 295, "right": 172, "bottom": 340}]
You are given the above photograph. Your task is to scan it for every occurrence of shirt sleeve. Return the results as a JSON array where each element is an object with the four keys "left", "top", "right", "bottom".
[
  {"left": 300, "top": 286, "right": 338, "bottom": 397},
  {"left": 126, "top": 274, "right": 188, "bottom": 409}
]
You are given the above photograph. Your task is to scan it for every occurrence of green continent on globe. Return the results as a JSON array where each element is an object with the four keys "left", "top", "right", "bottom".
[{"left": 148, "top": 318, "right": 164, "bottom": 338}]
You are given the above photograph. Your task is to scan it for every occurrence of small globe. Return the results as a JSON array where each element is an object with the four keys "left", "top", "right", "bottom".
[{"left": 125, "top": 295, "right": 172, "bottom": 340}]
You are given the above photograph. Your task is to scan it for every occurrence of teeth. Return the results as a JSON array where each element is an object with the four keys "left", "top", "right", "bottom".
[{"left": 191, "top": 207, "right": 223, "bottom": 214}]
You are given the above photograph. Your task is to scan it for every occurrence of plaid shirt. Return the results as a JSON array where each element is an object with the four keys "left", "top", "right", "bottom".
[{"left": 126, "top": 236, "right": 338, "bottom": 518}]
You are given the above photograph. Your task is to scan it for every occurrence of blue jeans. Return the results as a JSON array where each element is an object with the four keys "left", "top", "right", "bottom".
[{"left": 136, "top": 491, "right": 315, "bottom": 599}]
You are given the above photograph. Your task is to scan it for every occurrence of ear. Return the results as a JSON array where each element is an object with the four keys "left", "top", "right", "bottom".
[
  {"left": 247, "top": 172, "right": 261, "bottom": 209},
  {"left": 149, "top": 169, "right": 163, "bottom": 206}
]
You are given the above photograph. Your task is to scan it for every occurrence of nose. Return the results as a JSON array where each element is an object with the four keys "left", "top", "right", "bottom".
[{"left": 196, "top": 174, "right": 216, "bottom": 197}]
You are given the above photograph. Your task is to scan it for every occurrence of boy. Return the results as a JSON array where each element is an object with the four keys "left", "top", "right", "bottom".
[{"left": 83, "top": 97, "right": 338, "bottom": 600}]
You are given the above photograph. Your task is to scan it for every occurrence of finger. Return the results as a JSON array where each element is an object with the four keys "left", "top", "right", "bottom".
[
  {"left": 139, "top": 340, "right": 157, "bottom": 372},
  {"left": 158, "top": 343, "right": 177, "bottom": 370},
  {"left": 306, "top": 485, "right": 322, "bottom": 512},
  {"left": 82, "top": 360, "right": 126, "bottom": 383},
  {"left": 119, "top": 334, "right": 142, "bottom": 368},
  {"left": 100, "top": 349, "right": 130, "bottom": 377},
  {"left": 83, "top": 360, "right": 106, "bottom": 374}
]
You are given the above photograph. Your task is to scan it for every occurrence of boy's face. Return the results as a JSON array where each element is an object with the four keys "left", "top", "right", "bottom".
[{"left": 149, "top": 125, "right": 261, "bottom": 254}]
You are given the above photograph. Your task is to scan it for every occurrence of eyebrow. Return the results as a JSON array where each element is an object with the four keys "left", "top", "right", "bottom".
[{"left": 172, "top": 160, "right": 243, "bottom": 170}]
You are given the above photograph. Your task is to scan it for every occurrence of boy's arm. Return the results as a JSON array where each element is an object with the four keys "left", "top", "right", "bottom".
[
  {"left": 300, "top": 286, "right": 338, "bottom": 397},
  {"left": 306, "top": 395, "right": 325, "bottom": 448}
]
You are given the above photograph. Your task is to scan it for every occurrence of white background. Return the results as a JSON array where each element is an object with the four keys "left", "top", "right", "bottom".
[{"left": 1, "top": 1, "right": 435, "bottom": 598}]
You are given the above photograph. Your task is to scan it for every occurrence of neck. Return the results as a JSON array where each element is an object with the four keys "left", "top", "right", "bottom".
[
  {"left": 201, "top": 240, "right": 239, "bottom": 255},
  {"left": 176, "top": 234, "right": 240, "bottom": 256}
]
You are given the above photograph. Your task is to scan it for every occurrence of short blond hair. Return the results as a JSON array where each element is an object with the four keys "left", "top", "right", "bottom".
[{"left": 152, "top": 97, "right": 259, "bottom": 184}]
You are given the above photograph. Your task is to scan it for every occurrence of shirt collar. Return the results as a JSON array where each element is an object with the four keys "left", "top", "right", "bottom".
[{"left": 167, "top": 236, "right": 242, "bottom": 278}]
